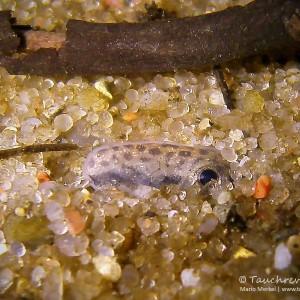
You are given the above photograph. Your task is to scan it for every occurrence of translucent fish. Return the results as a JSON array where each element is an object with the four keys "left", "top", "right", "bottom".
[{"left": 83, "top": 141, "right": 233, "bottom": 195}]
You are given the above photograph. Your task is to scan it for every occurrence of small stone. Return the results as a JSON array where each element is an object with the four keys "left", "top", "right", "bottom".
[
  {"left": 199, "top": 214, "right": 218, "bottom": 235},
  {"left": 9, "top": 241, "right": 26, "bottom": 257},
  {"left": 201, "top": 201, "right": 213, "bottom": 215},
  {"left": 76, "top": 87, "right": 100, "bottom": 110},
  {"left": 221, "top": 147, "right": 238, "bottom": 162},
  {"left": 140, "top": 89, "right": 169, "bottom": 111},
  {"left": 125, "top": 89, "right": 139, "bottom": 104},
  {"left": 97, "top": 111, "right": 113, "bottom": 129},
  {"left": 198, "top": 118, "right": 211, "bottom": 131},
  {"left": 168, "top": 210, "right": 178, "bottom": 218},
  {"left": 122, "top": 112, "right": 138, "bottom": 122},
  {"left": 274, "top": 243, "right": 292, "bottom": 270},
  {"left": 233, "top": 247, "right": 256, "bottom": 259},
  {"left": 181, "top": 269, "right": 200, "bottom": 287},
  {"left": 45, "top": 201, "right": 64, "bottom": 222},
  {"left": 243, "top": 90, "right": 265, "bottom": 113},
  {"left": 37, "top": 171, "right": 51, "bottom": 183},
  {"left": 48, "top": 221, "right": 68, "bottom": 235},
  {"left": 119, "top": 264, "right": 140, "bottom": 290},
  {"left": 209, "top": 91, "right": 225, "bottom": 105},
  {"left": 162, "top": 249, "right": 175, "bottom": 261},
  {"left": 286, "top": 235, "right": 300, "bottom": 265},
  {"left": 0, "top": 243, "right": 8, "bottom": 255},
  {"left": 167, "top": 102, "right": 189, "bottom": 118},
  {"left": 98, "top": 246, "right": 115, "bottom": 257},
  {"left": 207, "top": 237, "right": 226, "bottom": 259},
  {"left": 66, "top": 105, "right": 86, "bottom": 122},
  {"left": 168, "top": 120, "right": 184, "bottom": 133},
  {"left": 155, "top": 76, "right": 176, "bottom": 90},
  {"left": 55, "top": 233, "right": 89, "bottom": 257},
  {"left": 229, "top": 129, "right": 244, "bottom": 141},
  {"left": 137, "top": 217, "right": 160, "bottom": 236},
  {"left": 79, "top": 252, "right": 91, "bottom": 265},
  {"left": 14, "top": 207, "right": 26, "bottom": 217},
  {"left": 0, "top": 268, "right": 14, "bottom": 294},
  {"left": 42, "top": 268, "right": 63, "bottom": 300},
  {"left": 259, "top": 131, "right": 278, "bottom": 150},
  {"left": 130, "top": 185, "right": 156, "bottom": 199},
  {"left": 92, "top": 255, "right": 121, "bottom": 282},
  {"left": 217, "top": 191, "right": 232, "bottom": 204},
  {"left": 213, "top": 205, "right": 231, "bottom": 223},
  {"left": 53, "top": 114, "right": 73, "bottom": 132},
  {"left": 94, "top": 79, "right": 113, "bottom": 99},
  {"left": 31, "top": 266, "right": 46, "bottom": 284}
]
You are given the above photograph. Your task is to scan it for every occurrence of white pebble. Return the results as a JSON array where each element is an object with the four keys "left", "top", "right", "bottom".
[
  {"left": 168, "top": 210, "right": 178, "bottom": 219},
  {"left": 31, "top": 266, "right": 46, "bottom": 284},
  {"left": 229, "top": 129, "right": 244, "bottom": 141},
  {"left": 125, "top": 89, "right": 139, "bottom": 105},
  {"left": 209, "top": 91, "right": 225, "bottom": 106},
  {"left": 53, "top": 114, "right": 73, "bottom": 132},
  {"left": 9, "top": 242, "right": 26, "bottom": 257},
  {"left": 48, "top": 221, "right": 68, "bottom": 235},
  {"left": 92, "top": 255, "right": 121, "bottom": 282},
  {"left": 162, "top": 249, "right": 175, "bottom": 261},
  {"left": 55, "top": 233, "right": 89, "bottom": 257},
  {"left": 217, "top": 191, "right": 232, "bottom": 204},
  {"left": 274, "top": 243, "right": 292, "bottom": 270},
  {"left": 201, "top": 201, "right": 212, "bottom": 215},
  {"left": 167, "top": 102, "right": 189, "bottom": 118},
  {"left": 45, "top": 201, "right": 64, "bottom": 222},
  {"left": 137, "top": 217, "right": 160, "bottom": 236},
  {"left": 140, "top": 89, "right": 169, "bottom": 111},
  {"left": 98, "top": 246, "right": 115, "bottom": 257},
  {"left": 259, "top": 131, "right": 278, "bottom": 150},
  {"left": 0, "top": 269, "right": 14, "bottom": 294},
  {"left": 181, "top": 269, "right": 200, "bottom": 287},
  {"left": 0, "top": 243, "right": 8, "bottom": 256},
  {"left": 199, "top": 215, "right": 218, "bottom": 235},
  {"left": 221, "top": 147, "right": 238, "bottom": 162},
  {"left": 98, "top": 111, "right": 113, "bottom": 129}
]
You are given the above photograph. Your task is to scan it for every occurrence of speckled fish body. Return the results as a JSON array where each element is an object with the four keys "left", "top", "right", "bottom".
[{"left": 83, "top": 141, "right": 232, "bottom": 193}]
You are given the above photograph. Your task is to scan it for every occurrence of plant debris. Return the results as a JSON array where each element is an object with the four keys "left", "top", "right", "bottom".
[
  {"left": 0, "top": 143, "right": 78, "bottom": 159},
  {"left": 0, "top": 0, "right": 299, "bottom": 75}
]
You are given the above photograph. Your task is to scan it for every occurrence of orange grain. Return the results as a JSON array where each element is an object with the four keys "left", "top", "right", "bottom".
[
  {"left": 122, "top": 112, "right": 138, "bottom": 122},
  {"left": 103, "top": 0, "right": 123, "bottom": 8},
  {"left": 65, "top": 208, "right": 86, "bottom": 235},
  {"left": 37, "top": 171, "right": 51, "bottom": 183},
  {"left": 253, "top": 175, "right": 271, "bottom": 199}
]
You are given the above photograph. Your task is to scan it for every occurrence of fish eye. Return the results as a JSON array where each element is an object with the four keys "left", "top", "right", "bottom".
[{"left": 199, "top": 169, "right": 218, "bottom": 185}]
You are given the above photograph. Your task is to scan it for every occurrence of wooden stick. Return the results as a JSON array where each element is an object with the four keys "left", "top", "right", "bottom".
[
  {"left": 0, "top": 0, "right": 299, "bottom": 76},
  {"left": 0, "top": 143, "right": 78, "bottom": 159}
]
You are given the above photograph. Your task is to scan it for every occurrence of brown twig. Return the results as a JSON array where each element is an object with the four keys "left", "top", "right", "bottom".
[
  {"left": 0, "top": 143, "right": 78, "bottom": 159},
  {"left": 0, "top": 0, "right": 299, "bottom": 75},
  {"left": 213, "top": 65, "right": 235, "bottom": 110}
]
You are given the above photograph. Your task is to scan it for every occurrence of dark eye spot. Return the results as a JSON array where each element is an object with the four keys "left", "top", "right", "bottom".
[{"left": 199, "top": 169, "right": 218, "bottom": 185}]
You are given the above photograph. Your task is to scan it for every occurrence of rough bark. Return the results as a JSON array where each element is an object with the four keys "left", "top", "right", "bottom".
[{"left": 0, "top": 0, "right": 299, "bottom": 76}]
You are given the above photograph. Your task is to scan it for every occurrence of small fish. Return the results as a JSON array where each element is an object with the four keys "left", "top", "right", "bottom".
[{"left": 83, "top": 141, "right": 233, "bottom": 195}]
